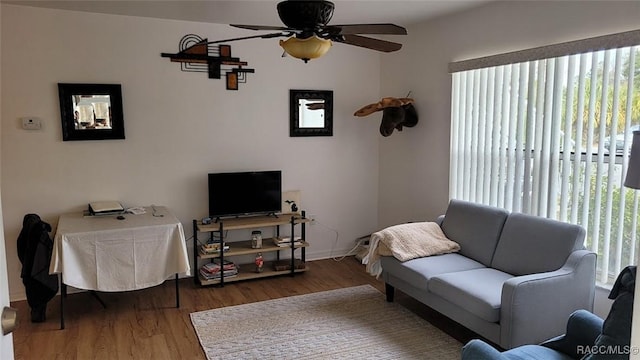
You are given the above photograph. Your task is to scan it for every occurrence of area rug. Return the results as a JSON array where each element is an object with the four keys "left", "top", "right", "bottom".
[{"left": 190, "top": 285, "right": 462, "bottom": 359}]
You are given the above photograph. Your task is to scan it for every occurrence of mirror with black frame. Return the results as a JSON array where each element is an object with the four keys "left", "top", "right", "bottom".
[
  {"left": 58, "top": 83, "right": 125, "bottom": 141},
  {"left": 289, "top": 89, "right": 333, "bottom": 137}
]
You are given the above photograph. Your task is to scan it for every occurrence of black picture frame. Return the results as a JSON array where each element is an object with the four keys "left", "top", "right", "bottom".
[
  {"left": 289, "top": 89, "right": 333, "bottom": 137},
  {"left": 58, "top": 83, "right": 125, "bottom": 141}
]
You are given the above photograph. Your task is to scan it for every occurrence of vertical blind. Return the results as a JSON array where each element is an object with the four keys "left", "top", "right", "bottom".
[{"left": 450, "top": 44, "right": 639, "bottom": 285}]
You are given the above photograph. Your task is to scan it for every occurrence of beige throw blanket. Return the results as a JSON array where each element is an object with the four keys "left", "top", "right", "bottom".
[{"left": 364, "top": 222, "right": 460, "bottom": 278}]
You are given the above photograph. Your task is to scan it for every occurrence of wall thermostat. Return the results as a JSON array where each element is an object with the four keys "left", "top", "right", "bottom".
[{"left": 21, "top": 117, "right": 42, "bottom": 130}]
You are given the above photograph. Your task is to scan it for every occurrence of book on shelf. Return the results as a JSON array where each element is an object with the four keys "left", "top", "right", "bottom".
[
  {"left": 199, "top": 259, "right": 238, "bottom": 280},
  {"left": 273, "top": 236, "right": 302, "bottom": 247},
  {"left": 200, "top": 259, "right": 237, "bottom": 274},
  {"left": 200, "top": 243, "right": 229, "bottom": 255},
  {"left": 273, "top": 259, "right": 306, "bottom": 271},
  {"left": 274, "top": 241, "right": 303, "bottom": 247},
  {"left": 274, "top": 236, "right": 302, "bottom": 243},
  {"left": 199, "top": 268, "right": 238, "bottom": 280},
  {"left": 200, "top": 245, "right": 229, "bottom": 255},
  {"left": 273, "top": 236, "right": 303, "bottom": 247},
  {"left": 212, "top": 258, "right": 236, "bottom": 266}
]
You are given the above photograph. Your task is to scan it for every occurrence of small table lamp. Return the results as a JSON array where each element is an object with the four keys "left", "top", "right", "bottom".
[{"left": 623, "top": 130, "right": 640, "bottom": 359}]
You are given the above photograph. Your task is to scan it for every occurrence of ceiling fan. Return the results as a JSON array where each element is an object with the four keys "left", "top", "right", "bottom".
[{"left": 206, "top": 0, "right": 407, "bottom": 63}]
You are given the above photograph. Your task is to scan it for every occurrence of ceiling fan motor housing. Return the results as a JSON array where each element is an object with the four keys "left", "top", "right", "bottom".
[{"left": 277, "top": 0, "right": 335, "bottom": 37}]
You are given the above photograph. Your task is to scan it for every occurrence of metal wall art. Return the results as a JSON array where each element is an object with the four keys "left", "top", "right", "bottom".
[{"left": 161, "top": 34, "right": 255, "bottom": 90}]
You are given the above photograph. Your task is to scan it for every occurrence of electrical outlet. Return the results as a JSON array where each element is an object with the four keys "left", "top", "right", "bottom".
[{"left": 355, "top": 235, "right": 370, "bottom": 245}]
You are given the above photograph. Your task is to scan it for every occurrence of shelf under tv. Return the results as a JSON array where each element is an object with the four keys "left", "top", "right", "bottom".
[
  {"left": 198, "top": 260, "right": 309, "bottom": 286},
  {"left": 198, "top": 239, "right": 310, "bottom": 259},
  {"left": 192, "top": 211, "right": 310, "bottom": 287},
  {"left": 197, "top": 213, "right": 309, "bottom": 232}
]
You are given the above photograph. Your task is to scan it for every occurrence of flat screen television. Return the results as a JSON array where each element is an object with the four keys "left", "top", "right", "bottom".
[{"left": 208, "top": 170, "right": 282, "bottom": 218}]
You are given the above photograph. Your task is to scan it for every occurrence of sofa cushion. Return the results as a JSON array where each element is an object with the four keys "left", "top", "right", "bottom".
[
  {"left": 491, "top": 213, "right": 586, "bottom": 276},
  {"left": 429, "top": 268, "right": 514, "bottom": 323},
  {"left": 381, "top": 253, "right": 485, "bottom": 290},
  {"left": 440, "top": 199, "right": 509, "bottom": 266}
]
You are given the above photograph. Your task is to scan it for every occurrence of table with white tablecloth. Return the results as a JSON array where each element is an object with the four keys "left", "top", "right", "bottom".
[{"left": 50, "top": 206, "right": 191, "bottom": 329}]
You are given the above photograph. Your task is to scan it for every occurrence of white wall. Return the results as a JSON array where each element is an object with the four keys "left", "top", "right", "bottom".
[
  {"left": 1, "top": 4, "right": 384, "bottom": 301},
  {"left": 378, "top": 0, "right": 640, "bottom": 318}
]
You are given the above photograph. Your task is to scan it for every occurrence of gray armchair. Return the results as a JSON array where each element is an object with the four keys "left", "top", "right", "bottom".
[{"left": 461, "top": 266, "right": 635, "bottom": 360}]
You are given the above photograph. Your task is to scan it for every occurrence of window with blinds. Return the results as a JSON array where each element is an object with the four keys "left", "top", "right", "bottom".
[{"left": 449, "top": 36, "right": 639, "bottom": 286}]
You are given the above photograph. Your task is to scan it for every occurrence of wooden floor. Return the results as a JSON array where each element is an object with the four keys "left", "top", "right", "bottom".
[{"left": 11, "top": 257, "right": 477, "bottom": 359}]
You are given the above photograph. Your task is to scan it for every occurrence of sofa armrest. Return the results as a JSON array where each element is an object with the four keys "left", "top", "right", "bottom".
[
  {"left": 436, "top": 214, "right": 445, "bottom": 226},
  {"left": 541, "top": 309, "right": 603, "bottom": 358},
  {"left": 500, "top": 250, "right": 596, "bottom": 349}
]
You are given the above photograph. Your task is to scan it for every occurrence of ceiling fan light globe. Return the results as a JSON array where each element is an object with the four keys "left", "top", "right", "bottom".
[{"left": 279, "top": 36, "right": 332, "bottom": 62}]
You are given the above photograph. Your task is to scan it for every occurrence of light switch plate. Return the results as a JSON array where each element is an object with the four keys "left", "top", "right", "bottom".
[{"left": 21, "top": 117, "right": 42, "bottom": 130}]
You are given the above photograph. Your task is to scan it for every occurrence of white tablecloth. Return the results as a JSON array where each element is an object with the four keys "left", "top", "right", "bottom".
[{"left": 50, "top": 206, "right": 191, "bottom": 292}]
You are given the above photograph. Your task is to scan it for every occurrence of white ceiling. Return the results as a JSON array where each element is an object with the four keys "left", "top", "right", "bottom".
[{"left": 2, "top": 0, "right": 491, "bottom": 27}]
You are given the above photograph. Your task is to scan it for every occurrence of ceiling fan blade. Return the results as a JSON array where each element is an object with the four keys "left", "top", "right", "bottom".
[
  {"left": 336, "top": 34, "right": 403, "bottom": 53},
  {"left": 231, "top": 24, "right": 293, "bottom": 32},
  {"left": 204, "top": 32, "right": 288, "bottom": 45},
  {"left": 325, "top": 24, "right": 407, "bottom": 35}
]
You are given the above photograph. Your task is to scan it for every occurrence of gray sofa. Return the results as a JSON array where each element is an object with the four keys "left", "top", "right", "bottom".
[{"left": 381, "top": 199, "right": 597, "bottom": 349}]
